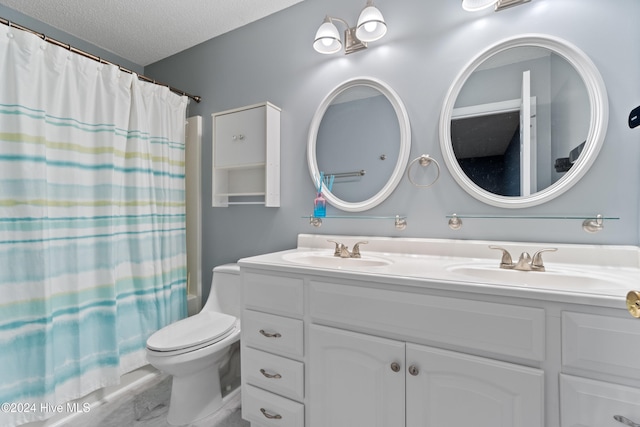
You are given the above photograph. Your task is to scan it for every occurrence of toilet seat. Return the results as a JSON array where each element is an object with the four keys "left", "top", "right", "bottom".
[{"left": 147, "top": 311, "right": 238, "bottom": 356}]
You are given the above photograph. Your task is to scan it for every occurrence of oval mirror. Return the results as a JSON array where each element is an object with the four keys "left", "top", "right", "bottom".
[
  {"left": 439, "top": 34, "right": 608, "bottom": 208},
  {"left": 308, "top": 77, "right": 411, "bottom": 212}
]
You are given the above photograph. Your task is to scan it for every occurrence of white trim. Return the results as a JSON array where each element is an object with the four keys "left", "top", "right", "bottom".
[
  {"left": 186, "top": 116, "right": 202, "bottom": 315},
  {"left": 520, "top": 70, "right": 532, "bottom": 196},
  {"left": 439, "top": 34, "right": 609, "bottom": 209},
  {"left": 307, "top": 77, "right": 411, "bottom": 212},
  {"left": 452, "top": 99, "right": 521, "bottom": 119}
]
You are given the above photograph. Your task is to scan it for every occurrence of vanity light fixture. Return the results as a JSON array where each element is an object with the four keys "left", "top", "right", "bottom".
[
  {"left": 313, "top": 0, "right": 387, "bottom": 55},
  {"left": 462, "top": 0, "right": 530, "bottom": 12}
]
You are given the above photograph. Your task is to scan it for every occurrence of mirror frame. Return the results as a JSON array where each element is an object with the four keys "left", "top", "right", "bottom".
[
  {"left": 439, "top": 34, "right": 608, "bottom": 208},
  {"left": 308, "top": 77, "right": 411, "bottom": 212}
]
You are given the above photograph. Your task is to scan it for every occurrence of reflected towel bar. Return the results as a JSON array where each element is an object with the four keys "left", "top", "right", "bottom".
[{"left": 327, "top": 170, "right": 366, "bottom": 179}]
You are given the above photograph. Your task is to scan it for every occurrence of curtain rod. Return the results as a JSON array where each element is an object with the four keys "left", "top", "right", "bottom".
[{"left": 0, "top": 16, "right": 202, "bottom": 103}]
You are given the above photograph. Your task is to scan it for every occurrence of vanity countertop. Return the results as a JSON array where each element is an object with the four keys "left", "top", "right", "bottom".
[{"left": 238, "top": 234, "right": 640, "bottom": 310}]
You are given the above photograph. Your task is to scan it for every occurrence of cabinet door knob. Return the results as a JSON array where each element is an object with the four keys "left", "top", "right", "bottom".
[
  {"left": 615, "top": 415, "right": 640, "bottom": 427},
  {"left": 408, "top": 365, "right": 420, "bottom": 376},
  {"left": 626, "top": 291, "right": 640, "bottom": 318},
  {"left": 259, "top": 329, "right": 282, "bottom": 338},
  {"left": 390, "top": 362, "right": 401, "bottom": 372},
  {"left": 260, "top": 368, "right": 282, "bottom": 379},
  {"left": 260, "top": 408, "right": 282, "bottom": 420}
]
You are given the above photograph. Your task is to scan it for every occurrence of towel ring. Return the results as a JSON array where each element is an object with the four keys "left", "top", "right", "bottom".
[{"left": 407, "top": 154, "right": 441, "bottom": 188}]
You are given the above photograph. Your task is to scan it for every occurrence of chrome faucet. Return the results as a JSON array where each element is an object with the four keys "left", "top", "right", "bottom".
[
  {"left": 489, "top": 246, "right": 557, "bottom": 272},
  {"left": 328, "top": 240, "right": 368, "bottom": 258}
]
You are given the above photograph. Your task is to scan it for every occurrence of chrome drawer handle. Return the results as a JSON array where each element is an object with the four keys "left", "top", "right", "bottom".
[
  {"left": 259, "top": 329, "right": 282, "bottom": 338},
  {"left": 260, "top": 408, "right": 282, "bottom": 419},
  {"left": 260, "top": 368, "right": 282, "bottom": 379},
  {"left": 615, "top": 415, "right": 640, "bottom": 427}
]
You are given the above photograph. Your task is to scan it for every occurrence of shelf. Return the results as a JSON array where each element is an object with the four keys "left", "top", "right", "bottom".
[
  {"left": 214, "top": 162, "right": 266, "bottom": 171},
  {"left": 217, "top": 192, "right": 266, "bottom": 197},
  {"left": 445, "top": 213, "right": 618, "bottom": 233},
  {"left": 303, "top": 214, "right": 407, "bottom": 230},
  {"left": 445, "top": 214, "right": 620, "bottom": 220}
]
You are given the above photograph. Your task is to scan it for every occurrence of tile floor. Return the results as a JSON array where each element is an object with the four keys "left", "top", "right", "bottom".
[{"left": 64, "top": 374, "right": 249, "bottom": 427}]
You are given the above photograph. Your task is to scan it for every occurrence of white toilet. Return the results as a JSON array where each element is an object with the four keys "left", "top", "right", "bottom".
[{"left": 146, "top": 263, "right": 241, "bottom": 426}]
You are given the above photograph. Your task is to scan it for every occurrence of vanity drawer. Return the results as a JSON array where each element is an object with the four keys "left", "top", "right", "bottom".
[
  {"left": 243, "top": 384, "right": 304, "bottom": 427},
  {"left": 243, "top": 309, "right": 304, "bottom": 358},
  {"left": 560, "top": 374, "right": 640, "bottom": 427},
  {"left": 562, "top": 312, "right": 640, "bottom": 380},
  {"left": 243, "top": 272, "right": 304, "bottom": 317},
  {"left": 309, "top": 281, "right": 545, "bottom": 361},
  {"left": 244, "top": 347, "right": 304, "bottom": 401}
]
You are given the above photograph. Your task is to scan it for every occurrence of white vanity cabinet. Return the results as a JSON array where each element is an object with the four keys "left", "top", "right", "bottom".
[
  {"left": 308, "top": 280, "right": 545, "bottom": 427},
  {"left": 559, "top": 311, "right": 640, "bottom": 427},
  {"left": 212, "top": 102, "right": 280, "bottom": 207},
  {"left": 239, "top": 268, "right": 546, "bottom": 427},
  {"left": 310, "top": 324, "right": 543, "bottom": 427},
  {"left": 238, "top": 235, "right": 640, "bottom": 427},
  {"left": 241, "top": 272, "right": 305, "bottom": 427}
]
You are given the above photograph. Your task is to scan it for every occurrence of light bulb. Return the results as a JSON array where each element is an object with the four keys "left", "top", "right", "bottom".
[
  {"left": 313, "top": 18, "right": 342, "bottom": 54},
  {"left": 356, "top": 4, "right": 387, "bottom": 43},
  {"left": 364, "top": 21, "right": 377, "bottom": 33}
]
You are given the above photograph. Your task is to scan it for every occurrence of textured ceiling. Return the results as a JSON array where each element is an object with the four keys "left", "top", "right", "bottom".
[{"left": 0, "top": 0, "right": 305, "bottom": 66}]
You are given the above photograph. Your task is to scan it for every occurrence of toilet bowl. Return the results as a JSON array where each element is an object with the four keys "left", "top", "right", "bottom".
[{"left": 146, "top": 263, "right": 241, "bottom": 426}]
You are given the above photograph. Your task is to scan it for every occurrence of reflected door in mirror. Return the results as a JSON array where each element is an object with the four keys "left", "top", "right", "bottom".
[{"left": 439, "top": 35, "right": 607, "bottom": 208}]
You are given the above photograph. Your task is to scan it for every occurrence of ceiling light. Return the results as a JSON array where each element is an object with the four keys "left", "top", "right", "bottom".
[
  {"left": 356, "top": 0, "right": 387, "bottom": 43},
  {"left": 462, "top": 0, "right": 531, "bottom": 12},
  {"left": 461, "top": 0, "right": 497, "bottom": 12},
  {"left": 313, "top": 1, "right": 387, "bottom": 55},
  {"left": 313, "top": 17, "right": 342, "bottom": 54}
]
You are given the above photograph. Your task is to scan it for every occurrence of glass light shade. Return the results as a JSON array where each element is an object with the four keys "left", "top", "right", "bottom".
[
  {"left": 461, "top": 0, "right": 498, "bottom": 11},
  {"left": 355, "top": 5, "right": 387, "bottom": 42},
  {"left": 313, "top": 21, "right": 342, "bottom": 54}
]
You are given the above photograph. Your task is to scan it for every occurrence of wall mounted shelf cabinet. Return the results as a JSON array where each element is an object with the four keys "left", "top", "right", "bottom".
[{"left": 212, "top": 102, "right": 281, "bottom": 207}]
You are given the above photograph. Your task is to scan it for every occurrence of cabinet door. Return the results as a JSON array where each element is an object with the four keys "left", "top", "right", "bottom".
[
  {"left": 214, "top": 105, "right": 266, "bottom": 168},
  {"left": 406, "top": 344, "right": 544, "bottom": 427},
  {"left": 309, "top": 325, "right": 405, "bottom": 427}
]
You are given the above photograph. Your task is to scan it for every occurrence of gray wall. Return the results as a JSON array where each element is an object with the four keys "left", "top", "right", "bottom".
[{"left": 125, "top": 1, "right": 640, "bottom": 298}]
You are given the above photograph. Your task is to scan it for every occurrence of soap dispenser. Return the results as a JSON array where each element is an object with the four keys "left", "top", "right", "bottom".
[{"left": 313, "top": 192, "right": 326, "bottom": 217}]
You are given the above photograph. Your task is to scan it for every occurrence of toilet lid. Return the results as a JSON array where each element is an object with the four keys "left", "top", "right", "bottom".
[{"left": 146, "top": 311, "right": 237, "bottom": 352}]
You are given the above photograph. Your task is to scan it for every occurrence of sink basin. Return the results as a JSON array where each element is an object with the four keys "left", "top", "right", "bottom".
[
  {"left": 282, "top": 251, "right": 392, "bottom": 269},
  {"left": 447, "top": 264, "right": 628, "bottom": 291}
]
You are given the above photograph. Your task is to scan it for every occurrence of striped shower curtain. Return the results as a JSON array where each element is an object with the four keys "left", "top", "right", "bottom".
[{"left": 0, "top": 27, "right": 188, "bottom": 427}]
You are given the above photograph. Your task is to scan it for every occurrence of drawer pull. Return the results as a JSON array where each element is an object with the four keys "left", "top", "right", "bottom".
[
  {"left": 390, "top": 362, "right": 401, "bottom": 372},
  {"left": 615, "top": 415, "right": 640, "bottom": 427},
  {"left": 259, "top": 329, "right": 282, "bottom": 338},
  {"left": 408, "top": 365, "right": 420, "bottom": 376},
  {"left": 626, "top": 291, "right": 640, "bottom": 318},
  {"left": 260, "top": 408, "right": 283, "bottom": 420},
  {"left": 260, "top": 368, "right": 282, "bottom": 379}
]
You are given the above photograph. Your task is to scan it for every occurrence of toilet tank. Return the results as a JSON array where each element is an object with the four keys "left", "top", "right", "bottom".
[{"left": 202, "top": 263, "right": 241, "bottom": 318}]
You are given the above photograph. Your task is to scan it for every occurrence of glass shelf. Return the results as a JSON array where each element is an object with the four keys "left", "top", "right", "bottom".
[
  {"left": 445, "top": 213, "right": 618, "bottom": 233},
  {"left": 302, "top": 214, "right": 407, "bottom": 230},
  {"left": 303, "top": 215, "right": 406, "bottom": 220},
  {"left": 445, "top": 214, "right": 619, "bottom": 220}
]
